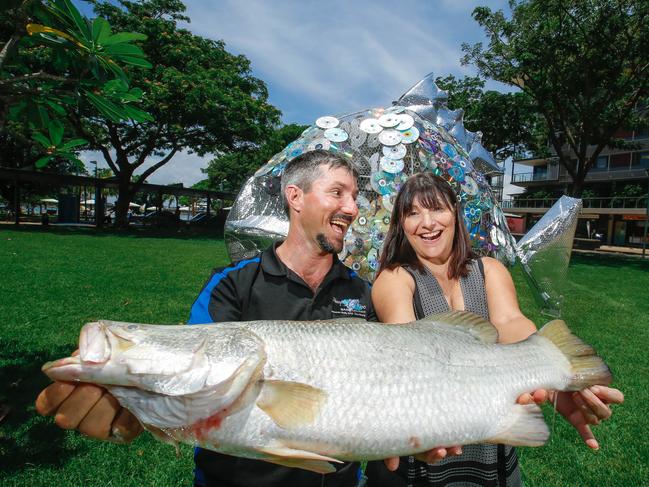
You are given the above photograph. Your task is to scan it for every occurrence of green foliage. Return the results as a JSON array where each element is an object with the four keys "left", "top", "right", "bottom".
[
  {"left": 462, "top": 0, "right": 649, "bottom": 195},
  {"left": 0, "top": 0, "right": 152, "bottom": 170},
  {"left": 204, "top": 124, "right": 307, "bottom": 193},
  {"left": 73, "top": 0, "right": 281, "bottom": 226},
  {"left": 613, "top": 184, "right": 644, "bottom": 198},
  {"left": 435, "top": 74, "right": 548, "bottom": 161},
  {"left": 580, "top": 188, "right": 597, "bottom": 199}
]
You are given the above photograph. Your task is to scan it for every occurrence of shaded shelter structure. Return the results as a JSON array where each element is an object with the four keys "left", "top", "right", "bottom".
[{"left": 0, "top": 167, "right": 233, "bottom": 229}]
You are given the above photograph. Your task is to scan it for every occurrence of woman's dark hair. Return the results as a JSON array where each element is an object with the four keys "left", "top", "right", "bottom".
[{"left": 378, "top": 172, "right": 475, "bottom": 279}]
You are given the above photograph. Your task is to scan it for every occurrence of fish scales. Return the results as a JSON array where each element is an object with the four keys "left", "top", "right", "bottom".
[{"left": 43, "top": 311, "right": 612, "bottom": 472}]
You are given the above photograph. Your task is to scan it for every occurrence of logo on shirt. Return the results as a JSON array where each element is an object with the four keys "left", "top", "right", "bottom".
[{"left": 332, "top": 298, "right": 367, "bottom": 318}]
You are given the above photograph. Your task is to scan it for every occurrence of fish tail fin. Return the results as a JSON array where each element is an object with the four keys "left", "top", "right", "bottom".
[
  {"left": 487, "top": 403, "right": 549, "bottom": 446},
  {"left": 538, "top": 319, "right": 612, "bottom": 390}
]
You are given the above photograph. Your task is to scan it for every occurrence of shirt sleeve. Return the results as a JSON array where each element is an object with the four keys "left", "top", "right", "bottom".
[{"left": 187, "top": 267, "right": 243, "bottom": 324}]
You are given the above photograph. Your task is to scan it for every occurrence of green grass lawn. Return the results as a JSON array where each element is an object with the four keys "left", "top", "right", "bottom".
[{"left": 1, "top": 227, "right": 647, "bottom": 486}]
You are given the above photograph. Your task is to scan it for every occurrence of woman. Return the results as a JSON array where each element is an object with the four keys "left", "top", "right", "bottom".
[{"left": 366, "top": 173, "right": 622, "bottom": 486}]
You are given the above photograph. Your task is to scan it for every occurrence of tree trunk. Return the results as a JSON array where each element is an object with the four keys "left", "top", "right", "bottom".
[
  {"left": 570, "top": 177, "right": 585, "bottom": 197},
  {"left": 114, "top": 173, "right": 136, "bottom": 229}
]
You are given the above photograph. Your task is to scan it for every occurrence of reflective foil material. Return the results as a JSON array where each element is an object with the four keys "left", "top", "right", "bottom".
[
  {"left": 225, "top": 74, "right": 515, "bottom": 276},
  {"left": 515, "top": 196, "right": 582, "bottom": 317}
]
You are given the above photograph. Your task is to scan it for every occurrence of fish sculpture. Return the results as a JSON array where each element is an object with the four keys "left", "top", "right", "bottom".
[
  {"left": 43, "top": 313, "right": 611, "bottom": 473},
  {"left": 224, "top": 73, "right": 582, "bottom": 317}
]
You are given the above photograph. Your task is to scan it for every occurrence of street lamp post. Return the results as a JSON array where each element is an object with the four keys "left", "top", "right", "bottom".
[{"left": 643, "top": 169, "right": 649, "bottom": 259}]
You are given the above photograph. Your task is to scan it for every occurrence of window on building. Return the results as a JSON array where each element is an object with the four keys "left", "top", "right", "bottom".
[
  {"left": 609, "top": 153, "right": 631, "bottom": 170},
  {"left": 533, "top": 165, "right": 548, "bottom": 180},
  {"left": 631, "top": 151, "right": 649, "bottom": 168},
  {"left": 593, "top": 155, "right": 608, "bottom": 171}
]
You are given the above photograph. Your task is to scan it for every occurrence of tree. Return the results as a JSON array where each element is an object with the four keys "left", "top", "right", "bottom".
[
  {"left": 434, "top": 74, "right": 547, "bottom": 162},
  {"left": 1, "top": 0, "right": 151, "bottom": 170},
  {"left": 203, "top": 123, "right": 307, "bottom": 193},
  {"left": 67, "top": 0, "right": 281, "bottom": 227},
  {"left": 462, "top": 0, "right": 649, "bottom": 195}
]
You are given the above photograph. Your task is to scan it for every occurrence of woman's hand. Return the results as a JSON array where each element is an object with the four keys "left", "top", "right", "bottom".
[
  {"left": 517, "top": 386, "right": 624, "bottom": 449},
  {"left": 384, "top": 446, "right": 464, "bottom": 471}
]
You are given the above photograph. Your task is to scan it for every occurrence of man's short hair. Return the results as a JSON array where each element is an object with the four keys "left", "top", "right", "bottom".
[{"left": 281, "top": 150, "right": 358, "bottom": 214}]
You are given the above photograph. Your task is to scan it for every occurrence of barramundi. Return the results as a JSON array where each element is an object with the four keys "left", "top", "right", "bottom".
[{"left": 42, "top": 312, "right": 611, "bottom": 473}]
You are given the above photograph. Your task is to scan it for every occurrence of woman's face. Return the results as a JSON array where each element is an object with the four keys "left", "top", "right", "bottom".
[{"left": 402, "top": 196, "right": 456, "bottom": 264}]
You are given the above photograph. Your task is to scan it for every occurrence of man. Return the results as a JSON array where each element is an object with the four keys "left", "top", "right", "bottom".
[
  {"left": 36, "top": 149, "right": 622, "bottom": 485},
  {"left": 37, "top": 150, "right": 376, "bottom": 486},
  {"left": 187, "top": 150, "right": 373, "bottom": 486}
]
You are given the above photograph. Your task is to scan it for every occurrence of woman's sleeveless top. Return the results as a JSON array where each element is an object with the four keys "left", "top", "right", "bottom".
[{"left": 404, "top": 259, "right": 522, "bottom": 487}]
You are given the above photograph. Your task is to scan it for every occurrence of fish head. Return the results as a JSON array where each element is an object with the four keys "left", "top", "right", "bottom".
[
  {"left": 42, "top": 321, "right": 267, "bottom": 399},
  {"left": 42, "top": 321, "right": 141, "bottom": 386}
]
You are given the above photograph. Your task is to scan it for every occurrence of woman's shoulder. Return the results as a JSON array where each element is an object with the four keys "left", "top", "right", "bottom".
[
  {"left": 478, "top": 256, "right": 507, "bottom": 272},
  {"left": 373, "top": 266, "right": 415, "bottom": 289},
  {"left": 479, "top": 256, "right": 513, "bottom": 284}
]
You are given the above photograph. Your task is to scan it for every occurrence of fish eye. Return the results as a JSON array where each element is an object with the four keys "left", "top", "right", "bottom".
[{"left": 127, "top": 324, "right": 138, "bottom": 330}]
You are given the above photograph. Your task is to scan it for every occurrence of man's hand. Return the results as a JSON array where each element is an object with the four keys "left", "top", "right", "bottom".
[
  {"left": 383, "top": 446, "right": 464, "bottom": 471},
  {"left": 35, "top": 381, "right": 143, "bottom": 442},
  {"left": 518, "top": 386, "right": 624, "bottom": 449}
]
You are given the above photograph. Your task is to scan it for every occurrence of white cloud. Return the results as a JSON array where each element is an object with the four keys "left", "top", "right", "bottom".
[{"left": 77, "top": 0, "right": 514, "bottom": 186}]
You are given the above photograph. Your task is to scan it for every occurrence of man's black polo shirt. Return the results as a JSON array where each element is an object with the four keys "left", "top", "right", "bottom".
[{"left": 188, "top": 242, "right": 373, "bottom": 487}]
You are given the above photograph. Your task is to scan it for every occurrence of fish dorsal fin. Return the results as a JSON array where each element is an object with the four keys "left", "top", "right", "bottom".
[
  {"left": 417, "top": 311, "right": 498, "bottom": 343},
  {"left": 257, "top": 380, "right": 327, "bottom": 430},
  {"left": 256, "top": 443, "right": 342, "bottom": 474}
]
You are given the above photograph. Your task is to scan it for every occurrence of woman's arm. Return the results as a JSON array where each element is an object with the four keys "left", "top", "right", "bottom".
[
  {"left": 482, "top": 256, "right": 537, "bottom": 344},
  {"left": 371, "top": 267, "right": 417, "bottom": 323},
  {"left": 482, "top": 257, "right": 624, "bottom": 447}
]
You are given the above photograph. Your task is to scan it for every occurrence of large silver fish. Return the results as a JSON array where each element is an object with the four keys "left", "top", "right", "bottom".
[{"left": 43, "top": 312, "right": 611, "bottom": 473}]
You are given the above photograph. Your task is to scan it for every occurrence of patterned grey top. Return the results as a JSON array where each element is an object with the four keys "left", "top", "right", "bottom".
[{"left": 401, "top": 259, "right": 522, "bottom": 487}]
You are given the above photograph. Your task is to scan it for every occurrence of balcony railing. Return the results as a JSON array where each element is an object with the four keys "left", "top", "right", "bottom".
[
  {"left": 501, "top": 195, "right": 648, "bottom": 210},
  {"left": 511, "top": 168, "right": 560, "bottom": 183}
]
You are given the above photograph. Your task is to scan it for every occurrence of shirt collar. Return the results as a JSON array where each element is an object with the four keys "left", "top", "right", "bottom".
[{"left": 261, "top": 241, "right": 351, "bottom": 281}]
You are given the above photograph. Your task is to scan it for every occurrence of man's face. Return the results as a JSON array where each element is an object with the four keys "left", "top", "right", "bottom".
[{"left": 299, "top": 166, "right": 359, "bottom": 254}]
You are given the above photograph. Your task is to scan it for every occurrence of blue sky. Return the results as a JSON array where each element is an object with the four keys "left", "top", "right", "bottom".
[{"left": 76, "top": 0, "right": 523, "bottom": 196}]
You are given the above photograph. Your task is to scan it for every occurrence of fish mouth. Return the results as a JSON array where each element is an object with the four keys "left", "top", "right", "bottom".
[
  {"left": 42, "top": 355, "right": 83, "bottom": 381},
  {"left": 42, "top": 321, "right": 117, "bottom": 383},
  {"left": 42, "top": 355, "right": 81, "bottom": 371},
  {"left": 79, "top": 321, "right": 112, "bottom": 363}
]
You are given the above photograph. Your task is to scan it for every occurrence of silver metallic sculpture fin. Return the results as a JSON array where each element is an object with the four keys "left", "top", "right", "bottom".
[
  {"left": 396, "top": 72, "right": 449, "bottom": 107},
  {"left": 515, "top": 196, "right": 582, "bottom": 317}
]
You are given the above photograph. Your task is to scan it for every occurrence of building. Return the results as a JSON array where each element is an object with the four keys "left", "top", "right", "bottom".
[{"left": 504, "top": 129, "right": 649, "bottom": 248}]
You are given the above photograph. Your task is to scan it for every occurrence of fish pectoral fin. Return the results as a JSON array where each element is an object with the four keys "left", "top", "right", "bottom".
[
  {"left": 256, "top": 444, "right": 342, "bottom": 473},
  {"left": 256, "top": 380, "right": 327, "bottom": 429},
  {"left": 261, "top": 456, "right": 337, "bottom": 474},
  {"left": 485, "top": 403, "right": 549, "bottom": 447},
  {"left": 142, "top": 423, "right": 181, "bottom": 457},
  {"left": 420, "top": 311, "right": 498, "bottom": 343}
]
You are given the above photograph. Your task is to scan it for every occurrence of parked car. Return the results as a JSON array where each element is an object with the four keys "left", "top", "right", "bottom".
[
  {"left": 188, "top": 211, "right": 217, "bottom": 226},
  {"left": 141, "top": 210, "right": 180, "bottom": 228},
  {"left": 187, "top": 210, "right": 228, "bottom": 232}
]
